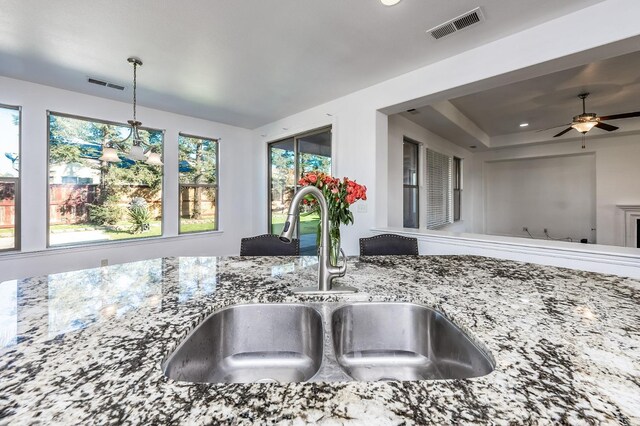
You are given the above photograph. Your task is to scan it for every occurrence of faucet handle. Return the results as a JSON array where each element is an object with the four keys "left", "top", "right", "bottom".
[{"left": 337, "top": 248, "right": 347, "bottom": 277}]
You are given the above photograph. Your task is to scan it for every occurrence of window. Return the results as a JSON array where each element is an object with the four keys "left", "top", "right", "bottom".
[
  {"left": 403, "top": 138, "right": 419, "bottom": 228},
  {"left": 47, "top": 112, "right": 163, "bottom": 246},
  {"left": 0, "top": 104, "right": 20, "bottom": 252},
  {"left": 453, "top": 156, "right": 462, "bottom": 222},
  {"left": 178, "top": 134, "right": 218, "bottom": 233},
  {"left": 268, "top": 127, "right": 332, "bottom": 255},
  {"left": 425, "top": 148, "right": 453, "bottom": 230}
]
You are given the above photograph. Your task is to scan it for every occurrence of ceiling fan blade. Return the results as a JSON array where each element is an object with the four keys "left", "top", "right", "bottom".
[
  {"left": 536, "top": 123, "right": 571, "bottom": 133},
  {"left": 599, "top": 111, "right": 640, "bottom": 121},
  {"left": 553, "top": 127, "right": 574, "bottom": 137},
  {"left": 595, "top": 122, "right": 619, "bottom": 132}
]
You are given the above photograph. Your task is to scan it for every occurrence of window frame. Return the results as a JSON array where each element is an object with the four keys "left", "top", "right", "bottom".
[
  {"left": 46, "top": 110, "right": 165, "bottom": 248},
  {"left": 0, "top": 103, "right": 21, "bottom": 253},
  {"left": 266, "top": 125, "right": 332, "bottom": 236},
  {"left": 453, "top": 156, "right": 462, "bottom": 222},
  {"left": 178, "top": 132, "right": 220, "bottom": 235},
  {"left": 402, "top": 137, "right": 420, "bottom": 229}
]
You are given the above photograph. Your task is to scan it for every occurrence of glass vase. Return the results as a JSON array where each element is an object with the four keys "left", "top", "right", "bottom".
[
  {"left": 315, "top": 220, "right": 341, "bottom": 266},
  {"left": 329, "top": 221, "right": 341, "bottom": 267}
]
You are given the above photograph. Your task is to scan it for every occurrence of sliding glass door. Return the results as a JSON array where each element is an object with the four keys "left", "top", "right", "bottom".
[{"left": 268, "top": 127, "right": 331, "bottom": 255}]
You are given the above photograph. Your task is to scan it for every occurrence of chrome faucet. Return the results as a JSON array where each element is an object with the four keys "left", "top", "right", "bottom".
[{"left": 279, "top": 186, "right": 356, "bottom": 294}]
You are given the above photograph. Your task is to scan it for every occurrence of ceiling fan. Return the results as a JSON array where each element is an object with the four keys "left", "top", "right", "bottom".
[{"left": 553, "top": 92, "right": 640, "bottom": 138}]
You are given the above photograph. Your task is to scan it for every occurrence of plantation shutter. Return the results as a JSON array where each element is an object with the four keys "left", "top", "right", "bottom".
[{"left": 425, "top": 148, "right": 453, "bottom": 229}]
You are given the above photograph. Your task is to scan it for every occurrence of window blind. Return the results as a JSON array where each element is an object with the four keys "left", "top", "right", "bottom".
[{"left": 425, "top": 148, "right": 453, "bottom": 229}]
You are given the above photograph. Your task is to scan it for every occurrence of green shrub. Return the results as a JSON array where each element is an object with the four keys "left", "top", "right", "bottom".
[
  {"left": 128, "top": 197, "right": 151, "bottom": 234},
  {"left": 88, "top": 202, "right": 123, "bottom": 225}
]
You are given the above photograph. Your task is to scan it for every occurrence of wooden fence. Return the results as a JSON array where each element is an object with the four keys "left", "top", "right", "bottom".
[{"left": 49, "top": 184, "right": 161, "bottom": 225}]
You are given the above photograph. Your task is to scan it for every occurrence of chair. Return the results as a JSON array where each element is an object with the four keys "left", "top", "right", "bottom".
[
  {"left": 359, "top": 233, "right": 419, "bottom": 256},
  {"left": 240, "top": 234, "right": 300, "bottom": 256}
]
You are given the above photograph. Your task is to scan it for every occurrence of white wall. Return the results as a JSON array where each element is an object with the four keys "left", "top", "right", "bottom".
[
  {"left": 0, "top": 76, "right": 254, "bottom": 282},
  {"left": 251, "top": 0, "right": 640, "bottom": 275},
  {"left": 484, "top": 153, "right": 596, "bottom": 241},
  {"left": 472, "top": 133, "right": 640, "bottom": 246},
  {"left": 387, "top": 114, "right": 474, "bottom": 231}
]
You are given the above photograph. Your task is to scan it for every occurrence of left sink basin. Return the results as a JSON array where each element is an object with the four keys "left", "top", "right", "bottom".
[{"left": 163, "top": 303, "right": 323, "bottom": 384}]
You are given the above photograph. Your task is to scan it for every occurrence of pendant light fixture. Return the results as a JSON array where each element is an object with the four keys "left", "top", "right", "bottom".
[{"left": 99, "top": 57, "right": 163, "bottom": 166}]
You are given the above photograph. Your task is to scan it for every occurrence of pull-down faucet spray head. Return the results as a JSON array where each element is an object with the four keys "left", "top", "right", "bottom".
[{"left": 279, "top": 213, "right": 297, "bottom": 243}]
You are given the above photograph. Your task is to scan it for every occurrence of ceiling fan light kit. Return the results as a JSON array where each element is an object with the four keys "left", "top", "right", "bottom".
[
  {"left": 552, "top": 92, "right": 640, "bottom": 144},
  {"left": 571, "top": 118, "right": 598, "bottom": 134}
]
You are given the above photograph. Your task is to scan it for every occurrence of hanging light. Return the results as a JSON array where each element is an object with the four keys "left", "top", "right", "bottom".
[
  {"left": 571, "top": 119, "right": 598, "bottom": 134},
  {"left": 146, "top": 152, "right": 163, "bottom": 166},
  {"left": 99, "top": 57, "right": 163, "bottom": 166},
  {"left": 99, "top": 146, "right": 120, "bottom": 162},
  {"left": 569, "top": 94, "right": 598, "bottom": 135}
]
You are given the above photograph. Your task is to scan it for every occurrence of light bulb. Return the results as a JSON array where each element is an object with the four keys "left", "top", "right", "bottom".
[
  {"left": 381, "top": 0, "right": 401, "bottom": 5},
  {"left": 145, "top": 152, "right": 163, "bottom": 166},
  {"left": 128, "top": 145, "right": 146, "bottom": 161},
  {"left": 99, "top": 147, "right": 120, "bottom": 163},
  {"left": 571, "top": 121, "right": 597, "bottom": 133}
]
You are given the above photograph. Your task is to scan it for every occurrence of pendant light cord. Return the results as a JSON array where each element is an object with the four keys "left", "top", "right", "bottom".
[{"left": 132, "top": 61, "right": 138, "bottom": 123}]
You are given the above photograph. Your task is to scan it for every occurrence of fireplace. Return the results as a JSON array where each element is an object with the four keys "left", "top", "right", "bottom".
[{"left": 617, "top": 205, "right": 640, "bottom": 248}]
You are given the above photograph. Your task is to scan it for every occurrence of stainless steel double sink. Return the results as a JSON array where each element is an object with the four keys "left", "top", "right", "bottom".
[{"left": 162, "top": 302, "right": 495, "bottom": 384}]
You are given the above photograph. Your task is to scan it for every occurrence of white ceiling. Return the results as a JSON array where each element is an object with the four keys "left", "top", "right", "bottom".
[
  {"left": 401, "top": 50, "right": 640, "bottom": 148},
  {"left": 0, "top": 0, "right": 603, "bottom": 129}
]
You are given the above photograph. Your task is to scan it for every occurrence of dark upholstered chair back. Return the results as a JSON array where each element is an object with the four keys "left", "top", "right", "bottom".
[
  {"left": 359, "top": 233, "right": 419, "bottom": 256},
  {"left": 240, "top": 234, "right": 300, "bottom": 256}
]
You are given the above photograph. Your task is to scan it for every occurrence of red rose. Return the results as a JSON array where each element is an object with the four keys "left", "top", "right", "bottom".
[{"left": 308, "top": 174, "right": 317, "bottom": 183}]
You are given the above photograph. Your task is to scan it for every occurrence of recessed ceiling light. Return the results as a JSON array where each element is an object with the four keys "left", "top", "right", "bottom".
[
  {"left": 519, "top": 123, "right": 529, "bottom": 127},
  {"left": 381, "top": 0, "right": 401, "bottom": 5}
]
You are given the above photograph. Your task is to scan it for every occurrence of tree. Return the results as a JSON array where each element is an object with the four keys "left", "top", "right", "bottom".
[
  {"left": 178, "top": 136, "right": 217, "bottom": 219},
  {"left": 48, "top": 115, "right": 163, "bottom": 225}
]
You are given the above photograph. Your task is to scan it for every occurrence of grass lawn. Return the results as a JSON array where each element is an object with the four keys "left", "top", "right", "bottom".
[
  {"left": 105, "top": 223, "right": 162, "bottom": 240},
  {"left": 0, "top": 228, "right": 14, "bottom": 237},
  {"left": 271, "top": 212, "right": 320, "bottom": 235},
  {"left": 49, "top": 221, "right": 162, "bottom": 241},
  {"left": 180, "top": 221, "right": 216, "bottom": 233},
  {"left": 46, "top": 220, "right": 214, "bottom": 243}
]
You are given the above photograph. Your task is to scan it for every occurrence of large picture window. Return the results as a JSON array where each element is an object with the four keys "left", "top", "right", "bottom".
[
  {"left": 178, "top": 134, "right": 218, "bottom": 233},
  {"left": 47, "top": 112, "right": 163, "bottom": 246},
  {"left": 0, "top": 104, "right": 20, "bottom": 252}
]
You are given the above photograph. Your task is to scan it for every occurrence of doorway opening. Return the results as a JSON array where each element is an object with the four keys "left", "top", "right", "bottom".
[{"left": 268, "top": 127, "right": 332, "bottom": 255}]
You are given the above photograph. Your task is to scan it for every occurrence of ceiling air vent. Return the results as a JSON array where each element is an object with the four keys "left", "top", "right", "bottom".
[
  {"left": 430, "top": 23, "right": 456, "bottom": 40},
  {"left": 427, "top": 7, "right": 484, "bottom": 40},
  {"left": 87, "top": 77, "right": 125, "bottom": 91},
  {"left": 106, "top": 82, "right": 125, "bottom": 91},
  {"left": 88, "top": 78, "right": 107, "bottom": 87}
]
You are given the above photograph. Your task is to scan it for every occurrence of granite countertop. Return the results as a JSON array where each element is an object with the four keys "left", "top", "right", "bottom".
[{"left": 0, "top": 255, "right": 639, "bottom": 424}]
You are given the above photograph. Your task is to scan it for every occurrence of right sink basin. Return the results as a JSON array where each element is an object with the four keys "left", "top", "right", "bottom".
[{"left": 331, "top": 302, "right": 494, "bottom": 381}]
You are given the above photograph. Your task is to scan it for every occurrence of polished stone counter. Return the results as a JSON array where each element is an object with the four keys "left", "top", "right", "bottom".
[{"left": 0, "top": 255, "right": 638, "bottom": 424}]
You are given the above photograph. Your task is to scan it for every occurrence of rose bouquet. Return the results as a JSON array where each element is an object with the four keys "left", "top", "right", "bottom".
[{"left": 298, "top": 171, "right": 367, "bottom": 264}]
